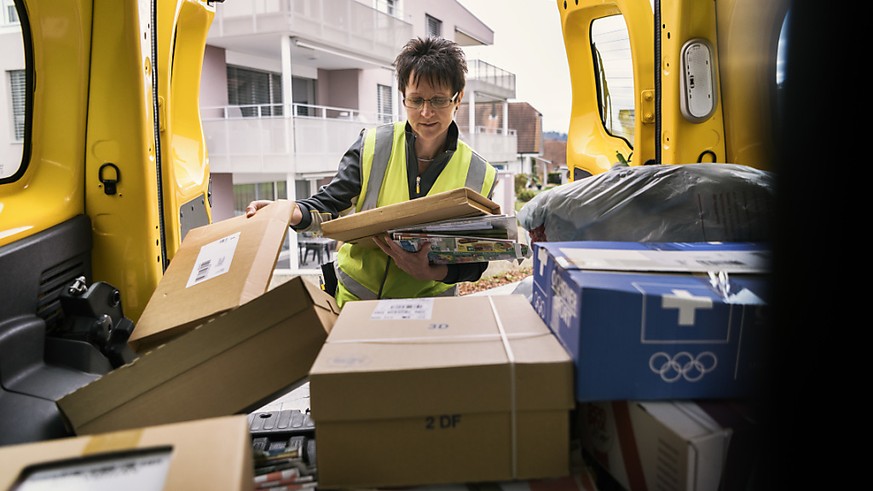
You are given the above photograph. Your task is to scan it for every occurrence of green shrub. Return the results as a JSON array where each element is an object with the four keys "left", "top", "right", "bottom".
[
  {"left": 514, "top": 173, "right": 528, "bottom": 194},
  {"left": 517, "top": 189, "right": 537, "bottom": 202}
]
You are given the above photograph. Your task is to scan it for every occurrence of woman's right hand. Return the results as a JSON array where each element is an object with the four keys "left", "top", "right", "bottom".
[
  {"left": 246, "top": 200, "right": 304, "bottom": 226},
  {"left": 244, "top": 200, "right": 274, "bottom": 218}
]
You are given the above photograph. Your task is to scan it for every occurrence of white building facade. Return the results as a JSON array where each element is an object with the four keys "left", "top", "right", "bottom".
[{"left": 0, "top": 0, "right": 519, "bottom": 270}]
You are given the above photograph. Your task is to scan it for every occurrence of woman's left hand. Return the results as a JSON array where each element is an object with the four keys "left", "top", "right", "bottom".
[{"left": 372, "top": 234, "right": 447, "bottom": 282}]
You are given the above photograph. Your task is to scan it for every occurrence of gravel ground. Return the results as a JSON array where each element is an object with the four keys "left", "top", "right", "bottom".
[
  {"left": 457, "top": 257, "right": 533, "bottom": 295},
  {"left": 272, "top": 251, "right": 535, "bottom": 296}
]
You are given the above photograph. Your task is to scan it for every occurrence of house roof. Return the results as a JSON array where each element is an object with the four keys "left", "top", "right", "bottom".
[
  {"left": 457, "top": 101, "right": 543, "bottom": 154},
  {"left": 542, "top": 138, "right": 567, "bottom": 167}
]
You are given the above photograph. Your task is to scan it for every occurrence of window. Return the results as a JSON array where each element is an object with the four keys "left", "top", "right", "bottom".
[
  {"left": 9, "top": 70, "right": 25, "bottom": 141},
  {"left": 292, "top": 76, "right": 317, "bottom": 117},
  {"left": 374, "top": 0, "right": 395, "bottom": 16},
  {"left": 2, "top": 69, "right": 26, "bottom": 180},
  {"left": 2, "top": 0, "right": 18, "bottom": 24},
  {"left": 377, "top": 84, "right": 393, "bottom": 123},
  {"left": 226, "top": 66, "right": 283, "bottom": 117},
  {"left": 591, "top": 15, "right": 634, "bottom": 145},
  {"left": 232, "top": 181, "right": 287, "bottom": 216},
  {"left": 426, "top": 14, "right": 442, "bottom": 38}
]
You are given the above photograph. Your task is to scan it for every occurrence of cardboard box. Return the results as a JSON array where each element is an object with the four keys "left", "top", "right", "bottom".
[
  {"left": 309, "top": 294, "right": 575, "bottom": 489},
  {"left": 320, "top": 187, "right": 501, "bottom": 245},
  {"left": 130, "top": 199, "right": 294, "bottom": 352},
  {"left": 0, "top": 415, "right": 252, "bottom": 490},
  {"left": 530, "top": 241, "right": 770, "bottom": 401},
  {"left": 578, "top": 400, "right": 760, "bottom": 491},
  {"left": 57, "top": 276, "right": 338, "bottom": 435}
]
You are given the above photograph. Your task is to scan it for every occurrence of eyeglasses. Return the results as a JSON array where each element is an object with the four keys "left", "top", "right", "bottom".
[{"left": 403, "top": 92, "right": 458, "bottom": 110}]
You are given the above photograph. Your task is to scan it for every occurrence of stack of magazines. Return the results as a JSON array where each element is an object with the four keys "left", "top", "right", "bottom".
[{"left": 389, "top": 214, "right": 531, "bottom": 264}]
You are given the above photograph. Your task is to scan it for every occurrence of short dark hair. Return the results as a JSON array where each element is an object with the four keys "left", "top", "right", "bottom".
[{"left": 394, "top": 37, "right": 467, "bottom": 95}]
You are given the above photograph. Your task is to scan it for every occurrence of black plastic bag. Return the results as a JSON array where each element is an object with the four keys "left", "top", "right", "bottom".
[{"left": 517, "top": 163, "right": 775, "bottom": 243}]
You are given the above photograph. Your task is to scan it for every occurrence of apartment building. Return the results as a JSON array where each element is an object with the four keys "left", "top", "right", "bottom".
[
  {"left": 204, "top": 0, "right": 520, "bottom": 270},
  {"left": 459, "top": 101, "right": 544, "bottom": 177},
  {"left": 1, "top": 0, "right": 521, "bottom": 270}
]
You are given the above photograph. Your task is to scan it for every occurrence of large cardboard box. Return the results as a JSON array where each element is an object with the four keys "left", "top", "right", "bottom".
[
  {"left": 309, "top": 294, "right": 575, "bottom": 489},
  {"left": 57, "top": 276, "right": 338, "bottom": 435},
  {"left": 531, "top": 241, "right": 770, "bottom": 401},
  {"left": 130, "top": 199, "right": 294, "bottom": 352},
  {"left": 320, "top": 187, "right": 501, "bottom": 245},
  {"left": 0, "top": 415, "right": 252, "bottom": 490},
  {"left": 578, "top": 400, "right": 760, "bottom": 491}
]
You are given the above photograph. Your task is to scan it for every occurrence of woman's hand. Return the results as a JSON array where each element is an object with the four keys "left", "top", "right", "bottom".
[
  {"left": 245, "top": 200, "right": 275, "bottom": 218},
  {"left": 372, "top": 234, "right": 447, "bottom": 282},
  {"left": 245, "top": 200, "right": 303, "bottom": 226}
]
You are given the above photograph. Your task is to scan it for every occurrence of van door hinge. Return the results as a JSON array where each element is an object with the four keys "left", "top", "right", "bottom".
[
  {"left": 158, "top": 96, "right": 166, "bottom": 132},
  {"left": 640, "top": 89, "right": 655, "bottom": 124}
]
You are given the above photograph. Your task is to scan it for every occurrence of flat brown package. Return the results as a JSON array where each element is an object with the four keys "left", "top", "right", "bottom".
[
  {"left": 129, "top": 199, "right": 293, "bottom": 352},
  {"left": 58, "top": 276, "right": 337, "bottom": 436},
  {"left": 320, "top": 187, "right": 500, "bottom": 245}
]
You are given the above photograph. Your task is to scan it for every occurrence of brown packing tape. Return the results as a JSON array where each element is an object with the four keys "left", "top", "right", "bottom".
[{"left": 82, "top": 429, "right": 143, "bottom": 455}]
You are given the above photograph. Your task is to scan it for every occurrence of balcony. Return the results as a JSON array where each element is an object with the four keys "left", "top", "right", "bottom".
[
  {"left": 466, "top": 60, "right": 516, "bottom": 100},
  {"left": 461, "top": 126, "right": 518, "bottom": 164},
  {"left": 203, "top": 103, "right": 519, "bottom": 175},
  {"left": 202, "top": 103, "right": 388, "bottom": 176},
  {"left": 208, "top": 0, "right": 412, "bottom": 66}
]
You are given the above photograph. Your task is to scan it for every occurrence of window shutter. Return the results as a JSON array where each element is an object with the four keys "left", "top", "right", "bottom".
[
  {"left": 426, "top": 15, "right": 442, "bottom": 38},
  {"left": 377, "top": 84, "right": 393, "bottom": 123},
  {"left": 3, "top": 0, "right": 19, "bottom": 24},
  {"left": 9, "top": 70, "right": 25, "bottom": 140}
]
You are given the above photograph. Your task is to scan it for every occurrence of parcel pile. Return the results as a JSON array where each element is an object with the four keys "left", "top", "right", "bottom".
[
  {"left": 518, "top": 163, "right": 775, "bottom": 491},
  {"left": 0, "top": 165, "right": 775, "bottom": 491}
]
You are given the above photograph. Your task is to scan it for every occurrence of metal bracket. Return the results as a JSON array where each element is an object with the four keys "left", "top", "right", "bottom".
[
  {"left": 640, "top": 90, "right": 655, "bottom": 124},
  {"left": 98, "top": 162, "right": 121, "bottom": 195}
]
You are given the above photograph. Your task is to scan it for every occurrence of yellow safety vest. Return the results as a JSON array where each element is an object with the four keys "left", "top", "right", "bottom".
[{"left": 334, "top": 121, "right": 496, "bottom": 308}]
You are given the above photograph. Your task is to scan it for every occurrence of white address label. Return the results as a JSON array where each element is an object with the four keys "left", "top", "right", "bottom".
[
  {"left": 186, "top": 232, "right": 240, "bottom": 288},
  {"left": 370, "top": 298, "right": 434, "bottom": 320}
]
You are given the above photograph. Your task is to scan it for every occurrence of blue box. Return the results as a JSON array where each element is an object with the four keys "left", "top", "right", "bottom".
[{"left": 530, "top": 241, "right": 770, "bottom": 401}]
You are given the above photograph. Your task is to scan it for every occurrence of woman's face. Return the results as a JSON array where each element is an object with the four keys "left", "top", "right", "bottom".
[{"left": 403, "top": 73, "right": 462, "bottom": 147}]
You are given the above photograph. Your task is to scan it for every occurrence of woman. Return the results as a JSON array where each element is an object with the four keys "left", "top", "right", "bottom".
[{"left": 246, "top": 37, "right": 497, "bottom": 308}]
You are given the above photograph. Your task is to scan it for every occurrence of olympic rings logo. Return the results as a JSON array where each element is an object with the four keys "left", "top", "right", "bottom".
[{"left": 649, "top": 351, "right": 717, "bottom": 382}]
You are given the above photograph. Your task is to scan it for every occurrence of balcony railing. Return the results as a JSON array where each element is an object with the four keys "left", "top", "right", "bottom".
[
  {"left": 202, "top": 103, "right": 388, "bottom": 175},
  {"left": 209, "top": 0, "right": 412, "bottom": 64},
  {"left": 466, "top": 59, "right": 517, "bottom": 99},
  {"left": 460, "top": 125, "right": 518, "bottom": 164},
  {"left": 202, "top": 103, "right": 520, "bottom": 174},
  {"left": 201, "top": 102, "right": 391, "bottom": 122}
]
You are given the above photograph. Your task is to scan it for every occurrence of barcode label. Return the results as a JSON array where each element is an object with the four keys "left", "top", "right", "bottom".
[
  {"left": 186, "top": 232, "right": 240, "bottom": 288},
  {"left": 194, "top": 259, "right": 212, "bottom": 283}
]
